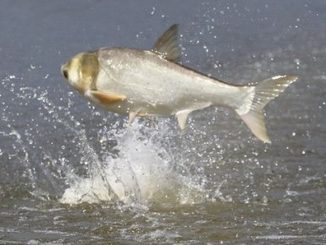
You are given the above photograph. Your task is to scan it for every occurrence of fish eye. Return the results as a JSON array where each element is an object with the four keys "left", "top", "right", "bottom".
[{"left": 63, "top": 69, "right": 69, "bottom": 79}]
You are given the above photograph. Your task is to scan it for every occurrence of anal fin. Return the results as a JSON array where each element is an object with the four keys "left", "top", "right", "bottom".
[
  {"left": 176, "top": 110, "right": 191, "bottom": 130},
  {"left": 175, "top": 102, "right": 212, "bottom": 130}
]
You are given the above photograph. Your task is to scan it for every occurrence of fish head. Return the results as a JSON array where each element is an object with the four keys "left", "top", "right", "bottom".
[{"left": 61, "top": 51, "right": 99, "bottom": 93}]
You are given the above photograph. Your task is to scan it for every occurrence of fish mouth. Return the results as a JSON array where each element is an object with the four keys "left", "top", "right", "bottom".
[
  {"left": 60, "top": 63, "right": 84, "bottom": 93},
  {"left": 60, "top": 64, "right": 69, "bottom": 80}
]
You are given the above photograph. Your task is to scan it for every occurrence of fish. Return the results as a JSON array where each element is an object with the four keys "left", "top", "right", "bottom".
[{"left": 61, "top": 24, "right": 298, "bottom": 143}]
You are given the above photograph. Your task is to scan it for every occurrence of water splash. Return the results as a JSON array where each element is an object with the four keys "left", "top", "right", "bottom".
[
  {"left": 60, "top": 120, "right": 207, "bottom": 205},
  {"left": 0, "top": 73, "right": 220, "bottom": 206}
]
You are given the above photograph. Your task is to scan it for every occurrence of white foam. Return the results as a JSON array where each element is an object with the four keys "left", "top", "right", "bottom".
[{"left": 60, "top": 120, "right": 206, "bottom": 206}]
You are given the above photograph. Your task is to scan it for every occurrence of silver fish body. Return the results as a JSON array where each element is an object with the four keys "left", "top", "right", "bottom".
[
  {"left": 61, "top": 24, "right": 298, "bottom": 143},
  {"left": 95, "top": 48, "right": 250, "bottom": 115}
]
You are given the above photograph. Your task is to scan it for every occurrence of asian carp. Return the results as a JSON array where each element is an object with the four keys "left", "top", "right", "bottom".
[{"left": 61, "top": 24, "right": 297, "bottom": 143}]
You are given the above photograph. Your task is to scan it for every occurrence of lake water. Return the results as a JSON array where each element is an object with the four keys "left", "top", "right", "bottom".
[{"left": 0, "top": 0, "right": 325, "bottom": 244}]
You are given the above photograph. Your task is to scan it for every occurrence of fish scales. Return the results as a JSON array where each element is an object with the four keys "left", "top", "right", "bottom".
[{"left": 61, "top": 24, "right": 298, "bottom": 143}]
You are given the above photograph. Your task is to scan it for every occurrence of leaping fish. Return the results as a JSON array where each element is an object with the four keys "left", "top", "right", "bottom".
[{"left": 61, "top": 24, "right": 297, "bottom": 143}]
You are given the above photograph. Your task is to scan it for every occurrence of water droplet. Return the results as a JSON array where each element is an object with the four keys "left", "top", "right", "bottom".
[{"left": 150, "top": 6, "right": 156, "bottom": 15}]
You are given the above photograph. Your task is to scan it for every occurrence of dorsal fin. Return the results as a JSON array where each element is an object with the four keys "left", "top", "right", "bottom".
[{"left": 153, "top": 24, "right": 181, "bottom": 62}]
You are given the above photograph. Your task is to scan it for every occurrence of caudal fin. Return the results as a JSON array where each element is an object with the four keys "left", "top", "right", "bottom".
[{"left": 236, "top": 75, "right": 298, "bottom": 143}]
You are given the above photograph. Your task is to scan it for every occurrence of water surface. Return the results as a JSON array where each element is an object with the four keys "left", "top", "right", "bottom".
[{"left": 0, "top": 0, "right": 325, "bottom": 244}]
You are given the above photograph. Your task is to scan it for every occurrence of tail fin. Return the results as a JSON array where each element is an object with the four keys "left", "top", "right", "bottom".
[{"left": 236, "top": 75, "right": 298, "bottom": 143}]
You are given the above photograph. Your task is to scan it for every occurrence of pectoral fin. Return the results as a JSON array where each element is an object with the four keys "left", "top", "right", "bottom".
[
  {"left": 153, "top": 24, "right": 181, "bottom": 62},
  {"left": 86, "top": 90, "right": 126, "bottom": 105},
  {"left": 176, "top": 110, "right": 191, "bottom": 130}
]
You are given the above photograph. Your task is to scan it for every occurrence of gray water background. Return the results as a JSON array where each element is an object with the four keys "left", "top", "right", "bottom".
[{"left": 0, "top": 0, "right": 325, "bottom": 244}]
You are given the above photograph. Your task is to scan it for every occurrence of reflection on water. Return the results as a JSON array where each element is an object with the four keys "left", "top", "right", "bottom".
[{"left": 0, "top": 0, "right": 326, "bottom": 244}]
